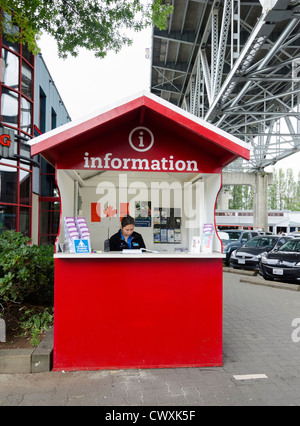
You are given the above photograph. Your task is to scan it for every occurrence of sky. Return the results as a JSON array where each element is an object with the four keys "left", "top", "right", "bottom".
[
  {"left": 37, "top": 31, "right": 300, "bottom": 178},
  {"left": 38, "top": 28, "right": 152, "bottom": 121}
]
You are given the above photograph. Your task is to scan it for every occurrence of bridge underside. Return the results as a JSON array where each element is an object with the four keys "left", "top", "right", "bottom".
[{"left": 151, "top": 0, "right": 300, "bottom": 172}]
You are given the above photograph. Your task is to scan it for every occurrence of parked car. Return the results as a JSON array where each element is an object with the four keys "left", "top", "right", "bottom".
[
  {"left": 259, "top": 238, "right": 300, "bottom": 283},
  {"left": 218, "top": 229, "right": 259, "bottom": 265},
  {"left": 230, "top": 235, "right": 291, "bottom": 271}
]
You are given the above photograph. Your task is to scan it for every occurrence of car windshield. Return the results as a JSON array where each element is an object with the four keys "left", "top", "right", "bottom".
[
  {"left": 279, "top": 239, "right": 300, "bottom": 253},
  {"left": 245, "top": 237, "right": 276, "bottom": 248},
  {"left": 222, "top": 231, "right": 241, "bottom": 240}
]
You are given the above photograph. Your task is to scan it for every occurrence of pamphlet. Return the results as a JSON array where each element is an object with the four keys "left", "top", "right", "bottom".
[
  {"left": 160, "top": 228, "right": 167, "bottom": 243},
  {"left": 191, "top": 236, "right": 201, "bottom": 253},
  {"left": 168, "top": 229, "right": 175, "bottom": 243},
  {"left": 202, "top": 223, "right": 214, "bottom": 253},
  {"left": 122, "top": 248, "right": 158, "bottom": 254},
  {"left": 74, "top": 239, "right": 90, "bottom": 254},
  {"left": 64, "top": 216, "right": 91, "bottom": 253}
]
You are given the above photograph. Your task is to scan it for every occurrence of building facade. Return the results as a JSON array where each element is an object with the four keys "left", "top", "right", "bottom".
[
  {"left": 0, "top": 12, "right": 70, "bottom": 244},
  {"left": 216, "top": 209, "right": 300, "bottom": 234}
]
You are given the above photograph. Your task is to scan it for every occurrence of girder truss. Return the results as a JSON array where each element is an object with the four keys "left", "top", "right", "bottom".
[{"left": 151, "top": 0, "right": 300, "bottom": 172}]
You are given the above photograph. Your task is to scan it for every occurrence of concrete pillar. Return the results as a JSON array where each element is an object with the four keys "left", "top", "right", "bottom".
[
  {"left": 217, "top": 189, "right": 232, "bottom": 210},
  {"left": 221, "top": 172, "right": 273, "bottom": 231},
  {"left": 253, "top": 173, "right": 269, "bottom": 231}
]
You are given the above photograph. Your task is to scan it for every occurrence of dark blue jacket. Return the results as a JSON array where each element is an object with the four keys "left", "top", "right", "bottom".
[{"left": 109, "top": 230, "right": 146, "bottom": 251}]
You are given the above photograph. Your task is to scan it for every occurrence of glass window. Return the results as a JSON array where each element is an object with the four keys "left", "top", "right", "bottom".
[
  {"left": 39, "top": 88, "right": 46, "bottom": 133},
  {"left": 19, "top": 169, "right": 31, "bottom": 205},
  {"left": 20, "top": 96, "right": 32, "bottom": 134},
  {"left": 40, "top": 201, "right": 60, "bottom": 211},
  {"left": 242, "top": 232, "right": 251, "bottom": 241},
  {"left": 19, "top": 207, "right": 30, "bottom": 236},
  {"left": 223, "top": 231, "right": 241, "bottom": 240},
  {"left": 2, "top": 35, "right": 20, "bottom": 53},
  {"left": 21, "top": 62, "right": 33, "bottom": 99},
  {"left": 41, "top": 174, "right": 57, "bottom": 197},
  {"left": 41, "top": 158, "right": 55, "bottom": 174},
  {"left": 51, "top": 107, "right": 57, "bottom": 129},
  {"left": 1, "top": 48, "right": 19, "bottom": 90},
  {"left": 39, "top": 235, "right": 57, "bottom": 246},
  {"left": 0, "top": 205, "right": 17, "bottom": 231},
  {"left": 22, "top": 43, "right": 34, "bottom": 65},
  {"left": 279, "top": 240, "right": 300, "bottom": 252},
  {"left": 1, "top": 87, "right": 19, "bottom": 127},
  {"left": 0, "top": 165, "right": 17, "bottom": 203},
  {"left": 39, "top": 209, "right": 60, "bottom": 235},
  {"left": 19, "top": 142, "right": 31, "bottom": 170},
  {"left": 2, "top": 12, "right": 20, "bottom": 53},
  {"left": 245, "top": 237, "right": 276, "bottom": 248},
  {"left": 0, "top": 158, "right": 17, "bottom": 167}
]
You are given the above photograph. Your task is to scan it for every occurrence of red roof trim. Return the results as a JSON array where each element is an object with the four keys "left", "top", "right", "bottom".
[
  {"left": 142, "top": 97, "right": 250, "bottom": 161},
  {"left": 30, "top": 93, "right": 250, "bottom": 162},
  {"left": 31, "top": 97, "right": 145, "bottom": 157}
]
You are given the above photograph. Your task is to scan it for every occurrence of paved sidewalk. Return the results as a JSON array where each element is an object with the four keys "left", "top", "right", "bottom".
[{"left": 1, "top": 271, "right": 300, "bottom": 406}]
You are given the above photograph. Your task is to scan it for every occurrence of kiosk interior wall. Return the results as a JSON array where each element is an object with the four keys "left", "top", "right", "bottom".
[{"left": 57, "top": 169, "right": 222, "bottom": 254}]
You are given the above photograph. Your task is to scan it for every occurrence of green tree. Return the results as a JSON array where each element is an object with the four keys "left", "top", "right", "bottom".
[
  {"left": 0, "top": 0, "right": 173, "bottom": 58},
  {"left": 268, "top": 167, "right": 300, "bottom": 211},
  {"left": 225, "top": 184, "right": 253, "bottom": 210},
  {"left": 242, "top": 185, "right": 253, "bottom": 210},
  {"left": 228, "top": 185, "right": 243, "bottom": 209},
  {"left": 277, "top": 168, "right": 286, "bottom": 210},
  {"left": 285, "top": 168, "right": 297, "bottom": 210},
  {"left": 268, "top": 167, "right": 278, "bottom": 210}
]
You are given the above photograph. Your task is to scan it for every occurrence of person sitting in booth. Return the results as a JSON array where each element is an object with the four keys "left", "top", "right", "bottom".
[{"left": 109, "top": 215, "right": 146, "bottom": 251}]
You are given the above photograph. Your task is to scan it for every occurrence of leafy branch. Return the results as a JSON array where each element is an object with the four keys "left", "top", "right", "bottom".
[{"left": 0, "top": 0, "right": 173, "bottom": 58}]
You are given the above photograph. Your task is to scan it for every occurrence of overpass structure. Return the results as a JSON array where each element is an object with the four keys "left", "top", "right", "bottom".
[{"left": 150, "top": 0, "right": 300, "bottom": 173}]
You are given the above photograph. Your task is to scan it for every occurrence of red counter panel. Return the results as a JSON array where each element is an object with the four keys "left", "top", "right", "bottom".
[{"left": 53, "top": 256, "right": 223, "bottom": 371}]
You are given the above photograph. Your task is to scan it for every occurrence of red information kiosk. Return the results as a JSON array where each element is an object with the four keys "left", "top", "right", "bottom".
[{"left": 30, "top": 92, "right": 250, "bottom": 372}]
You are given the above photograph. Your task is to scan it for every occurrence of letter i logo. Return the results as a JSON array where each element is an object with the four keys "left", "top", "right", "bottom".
[
  {"left": 129, "top": 127, "right": 154, "bottom": 152},
  {"left": 138, "top": 131, "right": 144, "bottom": 148}
]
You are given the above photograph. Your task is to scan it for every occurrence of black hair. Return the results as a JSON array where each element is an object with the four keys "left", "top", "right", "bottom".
[{"left": 121, "top": 215, "right": 135, "bottom": 228}]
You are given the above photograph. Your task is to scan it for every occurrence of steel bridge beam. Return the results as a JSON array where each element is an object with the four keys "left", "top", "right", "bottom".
[{"left": 151, "top": 0, "right": 300, "bottom": 172}]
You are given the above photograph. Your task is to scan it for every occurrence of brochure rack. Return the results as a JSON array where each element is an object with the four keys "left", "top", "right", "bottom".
[{"left": 30, "top": 92, "right": 250, "bottom": 371}]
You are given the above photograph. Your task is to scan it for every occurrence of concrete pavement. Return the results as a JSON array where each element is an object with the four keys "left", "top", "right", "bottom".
[{"left": 1, "top": 271, "right": 300, "bottom": 406}]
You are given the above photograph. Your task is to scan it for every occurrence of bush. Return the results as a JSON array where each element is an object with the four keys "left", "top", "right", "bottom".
[
  {"left": 0, "top": 230, "right": 54, "bottom": 307},
  {"left": 19, "top": 306, "right": 54, "bottom": 346}
]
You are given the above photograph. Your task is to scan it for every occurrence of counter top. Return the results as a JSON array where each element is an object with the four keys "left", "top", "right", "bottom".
[{"left": 54, "top": 251, "right": 225, "bottom": 259}]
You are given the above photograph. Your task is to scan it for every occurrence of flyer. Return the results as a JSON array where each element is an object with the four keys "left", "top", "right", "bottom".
[{"left": 191, "top": 236, "right": 201, "bottom": 253}]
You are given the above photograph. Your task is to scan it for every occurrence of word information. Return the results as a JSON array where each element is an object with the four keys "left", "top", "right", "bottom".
[{"left": 84, "top": 153, "right": 199, "bottom": 173}]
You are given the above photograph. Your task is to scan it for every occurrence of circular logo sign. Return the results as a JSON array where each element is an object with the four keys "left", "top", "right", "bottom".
[{"left": 129, "top": 127, "right": 154, "bottom": 152}]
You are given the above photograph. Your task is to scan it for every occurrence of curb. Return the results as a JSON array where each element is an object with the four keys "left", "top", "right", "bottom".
[
  {"left": 224, "top": 267, "right": 300, "bottom": 291},
  {"left": 31, "top": 326, "right": 54, "bottom": 373},
  {"left": 223, "top": 266, "right": 257, "bottom": 276},
  {"left": 0, "top": 326, "right": 53, "bottom": 374},
  {"left": 240, "top": 276, "right": 300, "bottom": 291}
]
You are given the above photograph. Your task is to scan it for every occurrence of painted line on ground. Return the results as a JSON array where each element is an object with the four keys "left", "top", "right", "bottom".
[{"left": 233, "top": 374, "right": 268, "bottom": 380}]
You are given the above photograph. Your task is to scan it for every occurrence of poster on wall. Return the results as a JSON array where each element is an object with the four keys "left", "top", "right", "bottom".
[
  {"left": 168, "top": 229, "right": 175, "bottom": 243},
  {"left": 153, "top": 208, "right": 181, "bottom": 244},
  {"left": 135, "top": 201, "right": 151, "bottom": 227},
  {"left": 160, "top": 228, "right": 167, "bottom": 243},
  {"left": 175, "top": 229, "right": 181, "bottom": 243},
  {"left": 153, "top": 228, "right": 161, "bottom": 243},
  {"left": 153, "top": 209, "right": 160, "bottom": 225}
]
